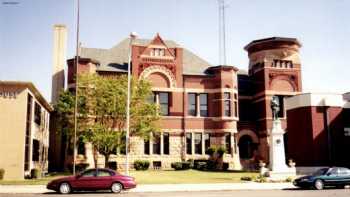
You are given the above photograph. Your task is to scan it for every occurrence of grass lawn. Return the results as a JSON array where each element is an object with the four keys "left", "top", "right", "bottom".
[{"left": 0, "top": 170, "right": 258, "bottom": 185}]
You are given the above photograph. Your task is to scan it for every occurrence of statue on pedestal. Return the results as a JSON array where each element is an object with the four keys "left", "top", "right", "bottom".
[{"left": 271, "top": 96, "right": 280, "bottom": 120}]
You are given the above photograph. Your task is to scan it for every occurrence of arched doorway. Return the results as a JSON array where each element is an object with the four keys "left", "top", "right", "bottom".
[{"left": 238, "top": 135, "right": 255, "bottom": 160}]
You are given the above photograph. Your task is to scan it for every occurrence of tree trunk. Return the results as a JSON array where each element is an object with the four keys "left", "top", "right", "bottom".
[
  {"left": 104, "top": 154, "right": 109, "bottom": 168},
  {"left": 93, "top": 148, "right": 98, "bottom": 168}
]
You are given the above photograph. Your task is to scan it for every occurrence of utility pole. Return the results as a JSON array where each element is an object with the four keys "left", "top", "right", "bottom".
[
  {"left": 73, "top": 0, "right": 80, "bottom": 176},
  {"left": 125, "top": 32, "right": 137, "bottom": 175}
]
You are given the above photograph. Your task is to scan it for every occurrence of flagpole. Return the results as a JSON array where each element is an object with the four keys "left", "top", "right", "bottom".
[{"left": 73, "top": 0, "right": 80, "bottom": 176}]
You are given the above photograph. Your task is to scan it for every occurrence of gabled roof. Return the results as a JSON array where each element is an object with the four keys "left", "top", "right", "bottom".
[{"left": 80, "top": 36, "right": 213, "bottom": 75}]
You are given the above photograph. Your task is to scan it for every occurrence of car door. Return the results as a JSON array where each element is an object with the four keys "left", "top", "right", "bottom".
[
  {"left": 70, "top": 169, "right": 97, "bottom": 190},
  {"left": 95, "top": 169, "right": 113, "bottom": 189},
  {"left": 323, "top": 168, "right": 340, "bottom": 186}
]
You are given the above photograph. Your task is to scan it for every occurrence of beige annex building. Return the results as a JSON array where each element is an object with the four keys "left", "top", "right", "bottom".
[{"left": 0, "top": 81, "right": 52, "bottom": 180}]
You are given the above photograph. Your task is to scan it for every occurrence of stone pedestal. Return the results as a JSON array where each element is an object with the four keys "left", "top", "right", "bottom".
[{"left": 268, "top": 120, "right": 296, "bottom": 180}]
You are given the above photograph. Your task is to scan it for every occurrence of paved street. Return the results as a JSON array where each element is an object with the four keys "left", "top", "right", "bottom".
[{"left": 1, "top": 189, "right": 350, "bottom": 197}]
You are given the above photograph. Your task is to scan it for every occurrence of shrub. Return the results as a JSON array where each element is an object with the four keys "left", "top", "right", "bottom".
[
  {"left": 30, "top": 168, "right": 41, "bottom": 179},
  {"left": 216, "top": 146, "right": 227, "bottom": 157},
  {"left": 187, "top": 159, "right": 194, "bottom": 169},
  {"left": 206, "top": 147, "right": 216, "bottom": 156},
  {"left": 196, "top": 161, "right": 207, "bottom": 171},
  {"left": 240, "top": 176, "right": 253, "bottom": 181},
  {"left": 255, "top": 175, "right": 267, "bottom": 183},
  {"left": 222, "top": 162, "right": 229, "bottom": 171},
  {"left": 285, "top": 177, "right": 294, "bottom": 182},
  {"left": 171, "top": 162, "right": 191, "bottom": 170},
  {"left": 0, "top": 169, "right": 4, "bottom": 180},
  {"left": 206, "top": 160, "right": 217, "bottom": 170},
  {"left": 134, "top": 160, "right": 150, "bottom": 171}
]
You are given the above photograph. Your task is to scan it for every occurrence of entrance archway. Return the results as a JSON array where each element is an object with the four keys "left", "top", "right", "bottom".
[{"left": 238, "top": 135, "right": 255, "bottom": 159}]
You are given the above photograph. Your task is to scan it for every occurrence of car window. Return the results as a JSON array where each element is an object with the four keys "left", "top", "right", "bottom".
[
  {"left": 329, "top": 168, "right": 340, "bottom": 176},
  {"left": 339, "top": 168, "right": 350, "bottom": 176},
  {"left": 312, "top": 168, "right": 329, "bottom": 176},
  {"left": 81, "top": 170, "right": 95, "bottom": 177},
  {"left": 97, "top": 170, "right": 111, "bottom": 177}
]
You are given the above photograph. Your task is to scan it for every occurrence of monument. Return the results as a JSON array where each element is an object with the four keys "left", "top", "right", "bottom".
[{"left": 268, "top": 96, "right": 296, "bottom": 179}]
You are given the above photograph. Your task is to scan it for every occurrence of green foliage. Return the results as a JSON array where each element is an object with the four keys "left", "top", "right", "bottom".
[
  {"left": 30, "top": 168, "right": 41, "bottom": 179},
  {"left": 0, "top": 169, "right": 4, "bottom": 180},
  {"left": 196, "top": 162, "right": 208, "bottom": 171},
  {"left": 240, "top": 176, "right": 253, "bottom": 181},
  {"left": 255, "top": 175, "right": 267, "bottom": 183},
  {"left": 285, "top": 177, "right": 294, "bottom": 182},
  {"left": 134, "top": 160, "right": 150, "bottom": 171},
  {"left": 216, "top": 146, "right": 227, "bottom": 157},
  {"left": 171, "top": 162, "right": 191, "bottom": 170},
  {"left": 206, "top": 147, "right": 216, "bottom": 156},
  {"left": 186, "top": 159, "right": 194, "bottom": 169},
  {"left": 55, "top": 73, "right": 160, "bottom": 167}
]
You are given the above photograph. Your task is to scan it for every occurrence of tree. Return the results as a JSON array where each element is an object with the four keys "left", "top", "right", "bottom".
[{"left": 55, "top": 73, "right": 160, "bottom": 168}]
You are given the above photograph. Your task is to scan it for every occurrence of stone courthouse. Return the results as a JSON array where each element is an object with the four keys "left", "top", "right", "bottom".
[{"left": 49, "top": 27, "right": 305, "bottom": 170}]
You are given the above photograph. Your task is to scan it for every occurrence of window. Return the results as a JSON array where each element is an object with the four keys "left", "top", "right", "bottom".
[
  {"left": 224, "top": 93, "right": 231, "bottom": 117},
  {"left": 82, "top": 170, "right": 95, "bottom": 177},
  {"left": 225, "top": 133, "right": 232, "bottom": 154},
  {"left": 97, "top": 170, "right": 112, "bottom": 177},
  {"left": 186, "top": 133, "right": 192, "bottom": 154},
  {"left": 204, "top": 133, "right": 211, "bottom": 154},
  {"left": 234, "top": 93, "right": 238, "bottom": 118},
  {"left": 188, "top": 93, "right": 197, "bottom": 116},
  {"left": 151, "top": 48, "right": 165, "bottom": 57},
  {"left": 163, "top": 132, "right": 170, "bottom": 155},
  {"left": 200, "top": 94, "right": 208, "bottom": 117},
  {"left": 275, "top": 95, "right": 285, "bottom": 118},
  {"left": 144, "top": 138, "right": 150, "bottom": 155},
  {"left": 34, "top": 102, "right": 41, "bottom": 125},
  {"left": 194, "top": 133, "right": 202, "bottom": 154},
  {"left": 158, "top": 92, "right": 169, "bottom": 116},
  {"left": 32, "top": 139, "right": 40, "bottom": 161},
  {"left": 77, "top": 137, "right": 85, "bottom": 155},
  {"left": 25, "top": 94, "right": 33, "bottom": 171},
  {"left": 152, "top": 132, "right": 161, "bottom": 155},
  {"left": 344, "top": 128, "right": 350, "bottom": 137}
]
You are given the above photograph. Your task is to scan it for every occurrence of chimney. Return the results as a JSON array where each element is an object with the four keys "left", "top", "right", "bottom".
[{"left": 51, "top": 24, "right": 67, "bottom": 104}]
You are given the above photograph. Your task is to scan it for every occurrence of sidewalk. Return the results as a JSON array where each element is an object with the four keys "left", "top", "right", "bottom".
[{"left": 0, "top": 183, "right": 296, "bottom": 193}]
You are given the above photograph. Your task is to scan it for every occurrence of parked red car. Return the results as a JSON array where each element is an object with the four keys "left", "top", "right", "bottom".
[{"left": 47, "top": 168, "right": 136, "bottom": 194}]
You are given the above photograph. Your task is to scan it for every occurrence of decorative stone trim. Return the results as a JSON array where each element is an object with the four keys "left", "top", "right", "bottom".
[{"left": 139, "top": 65, "right": 177, "bottom": 88}]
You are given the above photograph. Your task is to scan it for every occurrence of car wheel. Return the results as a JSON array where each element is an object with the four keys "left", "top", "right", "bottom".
[
  {"left": 111, "top": 182, "right": 123, "bottom": 193},
  {"left": 314, "top": 179, "right": 324, "bottom": 190},
  {"left": 59, "top": 182, "right": 71, "bottom": 194}
]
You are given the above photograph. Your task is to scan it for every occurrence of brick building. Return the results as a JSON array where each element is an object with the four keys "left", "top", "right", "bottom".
[
  {"left": 285, "top": 93, "right": 350, "bottom": 167},
  {"left": 50, "top": 34, "right": 305, "bottom": 170}
]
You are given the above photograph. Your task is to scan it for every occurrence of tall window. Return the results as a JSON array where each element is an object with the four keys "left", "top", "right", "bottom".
[
  {"left": 194, "top": 133, "right": 202, "bottom": 154},
  {"left": 224, "top": 92, "right": 231, "bottom": 117},
  {"left": 32, "top": 139, "right": 40, "bottom": 161},
  {"left": 234, "top": 93, "right": 238, "bottom": 118},
  {"left": 186, "top": 133, "right": 192, "bottom": 154},
  {"left": 34, "top": 102, "right": 41, "bottom": 125},
  {"left": 225, "top": 133, "right": 232, "bottom": 154},
  {"left": 152, "top": 133, "right": 161, "bottom": 155},
  {"left": 200, "top": 94, "right": 208, "bottom": 117},
  {"left": 159, "top": 92, "right": 169, "bottom": 116},
  {"left": 188, "top": 93, "right": 197, "bottom": 116},
  {"left": 24, "top": 94, "right": 33, "bottom": 171},
  {"left": 204, "top": 133, "right": 211, "bottom": 154},
  {"left": 277, "top": 95, "right": 285, "bottom": 118},
  {"left": 163, "top": 132, "right": 170, "bottom": 155},
  {"left": 144, "top": 138, "right": 150, "bottom": 155}
]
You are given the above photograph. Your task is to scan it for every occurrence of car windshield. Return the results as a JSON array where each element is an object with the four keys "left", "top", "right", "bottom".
[{"left": 312, "top": 168, "right": 329, "bottom": 176}]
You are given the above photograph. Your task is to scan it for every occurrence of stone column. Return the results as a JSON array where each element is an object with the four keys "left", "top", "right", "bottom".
[
  {"left": 196, "top": 94, "right": 200, "bottom": 117},
  {"left": 84, "top": 142, "right": 94, "bottom": 168},
  {"left": 160, "top": 132, "right": 164, "bottom": 155}
]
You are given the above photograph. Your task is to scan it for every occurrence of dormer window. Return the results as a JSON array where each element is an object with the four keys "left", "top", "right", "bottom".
[{"left": 151, "top": 48, "right": 165, "bottom": 57}]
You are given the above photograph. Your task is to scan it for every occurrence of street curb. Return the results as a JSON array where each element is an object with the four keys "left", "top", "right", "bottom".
[{"left": 0, "top": 183, "right": 297, "bottom": 194}]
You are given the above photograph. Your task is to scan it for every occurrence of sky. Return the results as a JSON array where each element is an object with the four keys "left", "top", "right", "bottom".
[{"left": 1, "top": 0, "right": 350, "bottom": 101}]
